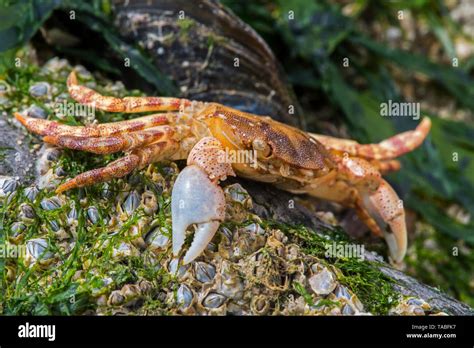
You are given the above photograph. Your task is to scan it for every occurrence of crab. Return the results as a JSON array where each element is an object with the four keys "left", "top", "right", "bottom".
[{"left": 15, "top": 71, "right": 431, "bottom": 264}]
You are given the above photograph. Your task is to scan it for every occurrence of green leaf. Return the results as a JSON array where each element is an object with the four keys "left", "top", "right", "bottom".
[
  {"left": 0, "top": 0, "right": 61, "bottom": 52},
  {"left": 350, "top": 34, "right": 474, "bottom": 111},
  {"left": 275, "top": 0, "right": 353, "bottom": 60}
]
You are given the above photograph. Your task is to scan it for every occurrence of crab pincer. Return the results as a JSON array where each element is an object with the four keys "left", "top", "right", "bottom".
[{"left": 171, "top": 137, "right": 235, "bottom": 264}]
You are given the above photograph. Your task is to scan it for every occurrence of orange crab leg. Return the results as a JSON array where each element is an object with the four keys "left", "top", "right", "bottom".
[
  {"left": 43, "top": 126, "right": 174, "bottom": 155},
  {"left": 14, "top": 112, "right": 173, "bottom": 137},
  {"left": 56, "top": 153, "right": 141, "bottom": 193},
  {"left": 311, "top": 117, "right": 431, "bottom": 160},
  {"left": 67, "top": 71, "right": 191, "bottom": 113},
  {"left": 337, "top": 157, "right": 407, "bottom": 262},
  {"left": 56, "top": 140, "right": 178, "bottom": 193},
  {"left": 374, "top": 160, "right": 401, "bottom": 174},
  {"left": 298, "top": 156, "right": 407, "bottom": 262}
]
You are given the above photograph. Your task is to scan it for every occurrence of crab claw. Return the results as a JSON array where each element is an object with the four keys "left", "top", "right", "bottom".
[
  {"left": 361, "top": 179, "right": 407, "bottom": 263},
  {"left": 171, "top": 165, "right": 226, "bottom": 264}
]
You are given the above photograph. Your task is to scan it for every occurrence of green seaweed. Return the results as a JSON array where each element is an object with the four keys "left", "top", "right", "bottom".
[{"left": 177, "top": 17, "right": 195, "bottom": 41}]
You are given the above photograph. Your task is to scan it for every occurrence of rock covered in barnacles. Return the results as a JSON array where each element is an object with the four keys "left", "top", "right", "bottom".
[
  {"left": 26, "top": 105, "right": 47, "bottom": 119},
  {"left": 24, "top": 185, "right": 40, "bottom": 201},
  {"left": 91, "top": 179, "right": 400, "bottom": 316},
  {"left": 176, "top": 284, "right": 195, "bottom": 311},
  {"left": 29, "top": 82, "right": 52, "bottom": 99},
  {"left": 146, "top": 227, "right": 170, "bottom": 251},
  {"left": 122, "top": 190, "right": 141, "bottom": 215},
  {"left": 194, "top": 261, "right": 216, "bottom": 283},
  {"left": 0, "top": 176, "right": 19, "bottom": 202},
  {"left": 36, "top": 145, "right": 63, "bottom": 189}
]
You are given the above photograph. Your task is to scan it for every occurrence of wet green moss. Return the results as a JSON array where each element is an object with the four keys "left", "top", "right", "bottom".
[
  {"left": 177, "top": 18, "right": 196, "bottom": 42},
  {"left": 0, "top": 167, "right": 175, "bottom": 315}
]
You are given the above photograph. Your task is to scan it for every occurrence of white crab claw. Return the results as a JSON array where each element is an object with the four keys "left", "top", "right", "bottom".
[
  {"left": 182, "top": 221, "right": 221, "bottom": 264},
  {"left": 171, "top": 165, "right": 226, "bottom": 264}
]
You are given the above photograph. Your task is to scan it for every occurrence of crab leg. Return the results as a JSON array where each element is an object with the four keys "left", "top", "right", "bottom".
[
  {"left": 359, "top": 179, "right": 407, "bottom": 263},
  {"left": 338, "top": 157, "right": 407, "bottom": 262},
  {"left": 43, "top": 126, "right": 174, "bottom": 155},
  {"left": 14, "top": 112, "right": 173, "bottom": 137},
  {"left": 56, "top": 140, "right": 178, "bottom": 193},
  {"left": 374, "top": 160, "right": 401, "bottom": 174},
  {"left": 67, "top": 71, "right": 191, "bottom": 113},
  {"left": 353, "top": 198, "right": 384, "bottom": 237},
  {"left": 171, "top": 137, "right": 235, "bottom": 264},
  {"left": 310, "top": 117, "right": 431, "bottom": 160},
  {"left": 297, "top": 156, "right": 407, "bottom": 262}
]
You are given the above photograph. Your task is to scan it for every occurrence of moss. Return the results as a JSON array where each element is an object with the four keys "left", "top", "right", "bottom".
[
  {"left": 177, "top": 18, "right": 196, "bottom": 41},
  {"left": 0, "top": 146, "right": 11, "bottom": 161},
  {"left": 292, "top": 281, "right": 314, "bottom": 306},
  {"left": 206, "top": 32, "right": 227, "bottom": 48},
  {"left": 1, "top": 165, "right": 176, "bottom": 315}
]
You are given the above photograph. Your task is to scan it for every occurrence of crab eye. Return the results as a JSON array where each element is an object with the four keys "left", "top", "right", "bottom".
[{"left": 252, "top": 138, "right": 272, "bottom": 158}]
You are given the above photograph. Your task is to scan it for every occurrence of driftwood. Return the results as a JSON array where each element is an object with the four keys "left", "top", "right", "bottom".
[{"left": 239, "top": 178, "right": 474, "bottom": 316}]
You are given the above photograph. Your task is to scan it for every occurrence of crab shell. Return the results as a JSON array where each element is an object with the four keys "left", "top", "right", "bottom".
[{"left": 198, "top": 104, "right": 335, "bottom": 174}]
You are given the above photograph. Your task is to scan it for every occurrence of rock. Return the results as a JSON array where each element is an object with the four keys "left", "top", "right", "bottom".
[
  {"left": 28, "top": 82, "right": 51, "bottom": 98},
  {"left": 27, "top": 105, "right": 47, "bottom": 119},
  {"left": 0, "top": 112, "right": 37, "bottom": 182}
]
